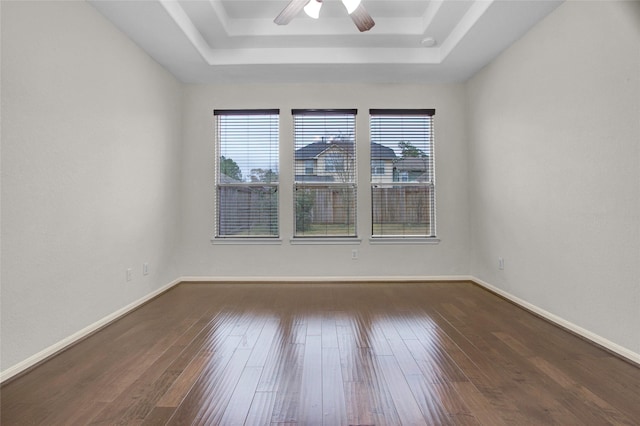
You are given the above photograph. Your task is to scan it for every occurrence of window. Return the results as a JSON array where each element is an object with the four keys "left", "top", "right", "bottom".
[
  {"left": 293, "top": 109, "right": 357, "bottom": 237},
  {"left": 370, "top": 109, "right": 436, "bottom": 237},
  {"left": 214, "top": 109, "right": 279, "bottom": 238},
  {"left": 304, "top": 160, "right": 315, "bottom": 175},
  {"left": 371, "top": 160, "right": 385, "bottom": 176}
]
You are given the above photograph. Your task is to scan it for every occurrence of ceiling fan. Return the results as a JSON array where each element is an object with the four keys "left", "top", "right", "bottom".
[{"left": 274, "top": 0, "right": 375, "bottom": 32}]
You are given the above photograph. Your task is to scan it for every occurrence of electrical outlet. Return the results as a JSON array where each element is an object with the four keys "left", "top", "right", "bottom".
[
  {"left": 126, "top": 268, "right": 133, "bottom": 281},
  {"left": 352, "top": 249, "right": 358, "bottom": 260},
  {"left": 143, "top": 263, "right": 149, "bottom": 276},
  {"left": 498, "top": 257, "right": 504, "bottom": 270}
]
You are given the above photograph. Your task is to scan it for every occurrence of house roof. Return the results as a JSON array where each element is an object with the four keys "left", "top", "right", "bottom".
[
  {"left": 295, "top": 141, "right": 396, "bottom": 160},
  {"left": 371, "top": 142, "right": 397, "bottom": 160},
  {"left": 295, "top": 140, "right": 353, "bottom": 160}
]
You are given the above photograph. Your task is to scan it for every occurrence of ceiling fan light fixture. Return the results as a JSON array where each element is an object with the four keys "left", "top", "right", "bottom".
[
  {"left": 275, "top": 0, "right": 373, "bottom": 32},
  {"left": 341, "top": 0, "right": 362, "bottom": 14},
  {"left": 304, "top": 0, "right": 323, "bottom": 19}
]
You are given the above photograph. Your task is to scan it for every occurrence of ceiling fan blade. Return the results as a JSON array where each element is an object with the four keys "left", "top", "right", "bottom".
[
  {"left": 274, "top": 0, "right": 310, "bottom": 25},
  {"left": 349, "top": 3, "right": 375, "bottom": 32}
]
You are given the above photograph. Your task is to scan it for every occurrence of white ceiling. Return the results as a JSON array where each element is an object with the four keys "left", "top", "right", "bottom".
[{"left": 89, "top": 0, "right": 563, "bottom": 84}]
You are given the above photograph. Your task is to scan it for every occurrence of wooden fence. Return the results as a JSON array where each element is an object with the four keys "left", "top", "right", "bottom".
[{"left": 219, "top": 185, "right": 432, "bottom": 235}]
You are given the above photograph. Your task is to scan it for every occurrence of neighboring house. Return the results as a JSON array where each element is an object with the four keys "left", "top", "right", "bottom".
[
  {"left": 294, "top": 139, "right": 357, "bottom": 227},
  {"left": 295, "top": 140, "right": 397, "bottom": 183},
  {"left": 392, "top": 157, "right": 430, "bottom": 182},
  {"left": 370, "top": 142, "right": 397, "bottom": 183},
  {"left": 294, "top": 139, "right": 354, "bottom": 182},
  {"left": 294, "top": 140, "right": 430, "bottom": 184},
  {"left": 293, "top": 140, "right": 431, "bottom": 228}
]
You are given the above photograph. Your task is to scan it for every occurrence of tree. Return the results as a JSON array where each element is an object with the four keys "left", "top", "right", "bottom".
[
  {"left": 220, "top": 156, "right": 242, "bottom": 181},
  {"left": 394, "top": 141, "right": 429, "bottom": 182},
  {"left": 395, "top": 141, "right": 429, "bottom": 224},
  {"left": 323, "top": 140, "right": 355, "bottom": 233},
  {"left": 398, "top": 141, "right": 427, "bottom": 158},
  {"left": 296, "top": 189, "right": 314, "bottom": 232},
  {"left": 250, "top": 169, "right": 279, "bottom": 234}
]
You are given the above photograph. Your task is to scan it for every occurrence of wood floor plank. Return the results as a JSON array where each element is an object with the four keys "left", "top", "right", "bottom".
[
  {"left": 418, "top": 304, "right": 569, "bottom": 424},
  {"left": 300, "top": 335, "right": 323, "bottom": 424},
  {"left": 321, "top": 313, "right": 339, "bottom": 349},
  {"left": 375, "top": 355, "right": 426, "bottom": 425},
  {"left": 162, "top": 311, "right": 245, "bottom": 424},
  {"left": 408, "top": 326, "right": 469, "bottom": 384},
  {"left": 87, "top": 313, "right": 221, "bottom": 423},
  {"left": 3, "top": 282, "right": 640, "bottom": 426},
  {"left": 430, "top": 381, "right": 481, "bottom": 425},
  {"left": 405, "top": 374, "right": 470, "bottom": 426},
  {"left": 218, "top": 366, "right": 263, "bottom": 425},
  {"left": 264, "top": 310, "right": 306, "bottom": 424},
  {"left": 338, "top": 328, "right": 400, "bottom": 425},
  {"left": 268, "top": 341, "right": 305, "bottom": 423},
  {"left": 156, "top": 311, "right": 243, "bottom": 408},
  {"left": 529, "top": 356, "right": 638, "bottom": 425},
  {"left": 378, "top": 316, "right": 423, "bottom": 377},
  {"left": 156, "top": 352, "right": 210, "bottom": 409},
  {"left": 140, "top": 407, "right": 175, "bottom": 425},
  {"left": 321, "top": 347, "right": 347, "bottom": 425},
  {"left": 451, "top": 381, "right": 509, "bottom": 426},
  {"left": 246, "top": 318, "right": 280, "bottom": 368},
  {"left": 244, "top": 391, "right": 276, "bottom": 425},
  {"left": 168, "top": 342, "right": 250, "bottom": 425},
  {"left": 481, "top": 343, "right": 579, "bottom": 425}
]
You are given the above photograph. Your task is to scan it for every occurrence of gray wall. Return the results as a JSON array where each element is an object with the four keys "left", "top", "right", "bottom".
[
  {"left": 467, "top": 0, "right": 640, "bottom": 355},
  {"left": 177, "top": 84, "right": 470, "bottom": 278},
  {"left": 1, "top": 1, "right": 183, "bottom": 371}
]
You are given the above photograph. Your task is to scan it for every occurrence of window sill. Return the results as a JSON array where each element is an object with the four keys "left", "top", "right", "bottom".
[
  {"left": 211, "top": 238, "right": 283, "bottom": 245},
  {"left": 290, "top": 238, "right": 362, "bottom": 245},
  {"left": 369, "top": 237, "right": 440, "bottom": 245}
]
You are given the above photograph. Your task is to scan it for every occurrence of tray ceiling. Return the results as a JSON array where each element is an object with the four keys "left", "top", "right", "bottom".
[{"left": 89, "top": 0, "right": 563, "bottom": 83}]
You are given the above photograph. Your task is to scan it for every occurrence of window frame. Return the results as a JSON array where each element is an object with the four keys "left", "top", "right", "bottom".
[
  {"left": 369, "top": 109, "right": 437, "bottom": 240},
  {"left": 213, "top": 109, "right": 280, "bottom": 241},
  {"left": 292, "top": 109, "right": 358, "bottom": 239}
]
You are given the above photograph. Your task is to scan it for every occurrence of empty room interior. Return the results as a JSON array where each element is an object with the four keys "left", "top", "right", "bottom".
[{"left": 1, "top": 0, "right": 639, "bottom": 424}]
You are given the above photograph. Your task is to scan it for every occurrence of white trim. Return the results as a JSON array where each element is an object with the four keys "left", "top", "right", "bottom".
[
  {"left": 4, "top": 274, "right": 638, "bottom": 383},
  {"left": 439, "top": 0, "right": 494, "bottom": 62},
  {"left": 0, "top": 278, "right": 182, "bottom": 384},
  {"left": 470, "top": 276, "right": 640, "bottom": 366},
  {"left": 160, "top": 0, "right": 446, "bottom": 66},
  {"left": 289, "top": 238, "right": 362, "bottom": 245},
  {"left": 179, "top": 275, "right": 472, "bottom": 283},
  {"left": 212, "top": 238, "right": 283, "bottom": 245},
  {"left": 369, "top": 237, "right": 441, "bottom": 245}
]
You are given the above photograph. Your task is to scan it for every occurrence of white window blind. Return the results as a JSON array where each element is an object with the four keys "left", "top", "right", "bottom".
[
  {"left": 370, "top": 109, "right": 436, "bottom": 237},
  {"left": 214, "top": 109, "right": 279, "bottom": 238},
  {"left": 293, "top": 109, "right": 357, "bottom": 237}
]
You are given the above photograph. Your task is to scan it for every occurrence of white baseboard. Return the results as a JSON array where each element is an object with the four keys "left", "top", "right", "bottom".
[
  {"left": 185, "top": 275, "right": 640, "bottom": 365},
  {"left": 470, "top": 276, "right": 640, "bottom": 366},
  {"left": 179, "top": 275, "right": 474, "bottom": 283},
  {"left": 0, "top": 278, "right": 182, "bottom": 384},
  {"left": 0, "top": 274, "right": 466, "bottom": 384},
  {"left": 4, "top": 274, "right": 637, "bottom": 384}
]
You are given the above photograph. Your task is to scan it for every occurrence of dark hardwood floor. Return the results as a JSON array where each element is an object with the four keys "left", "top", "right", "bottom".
[{"left": 2, "top": 282, "right": 639, "bottom": 425}]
